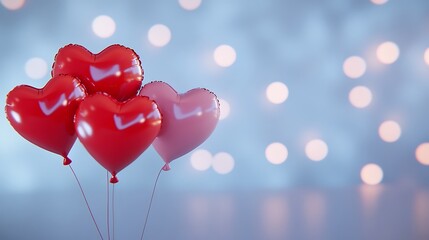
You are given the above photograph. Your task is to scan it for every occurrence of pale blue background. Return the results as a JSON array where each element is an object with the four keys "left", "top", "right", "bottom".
[{"left": 1, "top": 0, "right": 429, "bottom": 239}]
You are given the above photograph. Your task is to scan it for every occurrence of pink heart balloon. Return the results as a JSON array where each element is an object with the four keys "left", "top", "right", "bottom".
[{"left": 139, "top": 81, "right": 220, "bottom": 170}]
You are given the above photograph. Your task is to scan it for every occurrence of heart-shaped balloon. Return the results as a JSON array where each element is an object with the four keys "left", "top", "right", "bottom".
[
  {"left": 75, "top": 93, "right": 162, "bottom": 183},
  {"left": 5, "top": 75, "right": 87, "bottom": 165},
  {"left": 139, "top": 81, "right": 220, "bottom": 170},
  {"left": 52, "top": 44, "right": 143, "bottom": 102}
]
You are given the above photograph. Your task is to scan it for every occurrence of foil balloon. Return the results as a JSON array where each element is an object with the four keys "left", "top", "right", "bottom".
[
  {"left": 5, "top": 75, "right": 87, "bottom": 165},
  {"left": 139, "top": 81, "right": 220, "bottom": 170},
  {"left": 52, "top": 44, "right": 143, "bottom": 102},
  {"left": 75, "top": 93, "right": 162, "bottom": 183}
]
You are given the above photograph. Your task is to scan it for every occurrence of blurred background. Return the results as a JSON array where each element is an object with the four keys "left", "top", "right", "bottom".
[{"left": 1, "top": 0, "right": 429, "bottom": 239}]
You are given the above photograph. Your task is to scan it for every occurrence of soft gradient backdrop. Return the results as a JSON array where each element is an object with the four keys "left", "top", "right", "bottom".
[{"left": 1, "top": 0, "right": 429, "bottom": 239}]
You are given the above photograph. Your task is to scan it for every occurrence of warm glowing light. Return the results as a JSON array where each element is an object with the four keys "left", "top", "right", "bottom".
[
  {"left": 190, "top": 149, "right": 212, "bottom": 171},
  {"left": 212, "top": 152, "right": 234, "bottom": 174},
  {"left": 25, "top": 57, "right": 48, "bottom": 80},
  {"left": 343, "top": 56, "right": 366, "bottom": 79},
  {"left": 416, "top": 143, "right": 429, "bottom": 166},
  {"left": 179, "top": 0, "right": 201, "bottom": 10},
  {"left": 376, "top": 41, "right": 399, "bottom": 64},
  {"left": 305, "top": 139, "right": 328, "bottom": 161},
  {"left": 378, "top": 120, "right": 401, "bottom": 142},
  {"left": 265, "top": 142, "right": 288, "bottom": 165},
  {"left": 219, "top": 98, "right": 230, "bottom": 120},
  {"left": 92, "top": 15, "right": 116, "bottom": 38},
  {"left": 361, "top": 164, "right": 383, "bottom": 185},
  {"left": 1, "top": 0, "right": 25, "bottom": 10},
  {"left": 266, "top": 82, "right": 289, "bottom": 104},
  {"left": 371, "top": 0, "right": 388, "bottom": 5},
  {"left": 424, "top": 48, "right": 429, "bottom": 66},
  {"left": 213, "top": 45, "right": 236, "bottom": 67},
  {"left": 148, "top": 24, "right": 171, "bottom": 47},
  {"left": 349, "top": 86, "right": 372, "bottom": 108}
]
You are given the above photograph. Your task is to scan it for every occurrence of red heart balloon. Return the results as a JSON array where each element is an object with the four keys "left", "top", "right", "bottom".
[
  {"left": 52, "top": 44, "right": 143, "bottom": 102},
  {"left": 75, "top": 93, "right": 162, "bottom": 183},
  {"left": 5, "top": 75, "right": 87, "bottom": 165}
]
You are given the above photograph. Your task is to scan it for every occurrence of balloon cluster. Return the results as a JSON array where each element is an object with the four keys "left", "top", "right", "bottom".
[{"left": 5, "top": 44, "right": 220, "bottom": 183}]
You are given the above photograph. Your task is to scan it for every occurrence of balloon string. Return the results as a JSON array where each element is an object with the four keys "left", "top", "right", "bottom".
[
  {"left": 112, "top": 184, "right": 115, "bottom": 240},
  {"left": 69, "top": 165, "right": 104, "bottom": 240},
  {"left": 140, "top": 167, "right": 163, "bottom": 240},
  {"left": 107, "top": 171, "right": 111, "bottom": 240}
]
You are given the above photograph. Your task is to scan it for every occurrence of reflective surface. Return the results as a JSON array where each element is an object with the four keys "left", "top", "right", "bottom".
[
  {"left": 5, "top": 75, "right": 86, "bottom": 162},
  {"left": 1, "top": 185, "right": 428, "bottom": 240},
  {"left": 75, "top": 94, "right": 161, "bottom": 182},
  {"left": 140, "top": 81, "right": 220, "bottom": 167},
  {"left": 52, "top": 44, "right": 143, "bottom": 102}
]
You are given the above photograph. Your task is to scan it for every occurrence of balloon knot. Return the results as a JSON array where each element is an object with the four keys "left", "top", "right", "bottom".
[
  {"left": 162, "top": 164, "right": 171, "bottom": 171},
  {"left": 110, "top": 175, "right": 118, "bottom": 184},
  {"left": 63, "top": 156, "right": 72, "bottom": 165}
]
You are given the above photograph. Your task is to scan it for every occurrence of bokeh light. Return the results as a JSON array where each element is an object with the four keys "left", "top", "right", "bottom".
[
  {"left": 305, "top": 139, "right": 328, "bottom": 161},
  {"left": 423, "top": 48, "right": 429, "bottom": 66},
  {"left": 148, "top": 24, "right": 171, "bottom": 47},
  {"left": 266, "top": 81, "right": 289, "bottom": 104},
  {"left": 376, "top": 41, "right": 400, "bottom": 64},
  {"left": 343, "top": 56, "right": 367, "bottom": 79},
  {"left": 349, "top": 86, "right": 373, "bottom": 108},
  {"left": 1, "top": 0, "right": 25, "bottom": 10},
  {"left": 371, "top": 0, "right": 388, "bottom": 5},
  {"left": 219, "top": 98, "right": 230, "bottom": 120},
  {"left": 361, "top": 164, "right": 383, "bottom": 185},
  {"left": 178, "top": 0, "right": 201, "bottom": 10},
  {"left": 416, "top": 143, "right": 429, "bottom": 166},
  {"left": 212, "top": 152, "right": 234, "bottom": 174},
  {"left": 265, "top": 142, "right": 288, "bottom": 165},
  {"left": 25, "top": 57, "right": 48, "bottom": 80},
  {"left": 213, "top": 44, "right": 236, "bottom": 67},
  {"left": 378, "top": 120, "right": 401, "bottom": 143},
  {"left": 92, "top": 15, "right": 116, "bottom": 38},
  {"left": 190, "top": 149, "right": 212, "bottom": 171}
]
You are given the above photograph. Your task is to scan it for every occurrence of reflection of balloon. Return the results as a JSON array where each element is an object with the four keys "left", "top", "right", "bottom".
[
  {"left": 5, "top": 75, "right": 87, "bottom": 165},
  {"left": 52, "top": 44, "right": 143, "bottom": 102},
  {"left": 139, "top": 81, "right": 220, "bottom": 170},
  {"left": 75, "top": 93, "right": 162, "bottom": 183}
]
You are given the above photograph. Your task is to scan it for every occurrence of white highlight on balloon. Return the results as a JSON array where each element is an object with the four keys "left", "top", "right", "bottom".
[
  {"left": 416, "top": 143, "right": 429, "bottom": 166},
  {"left": 92, "top": 15, "right": 116, "bottom": 38},
  {"left": 266, "top": 81, "right": 289, "bottom": 104},
  {"left": 10, "top": 110, "right": 21, "bottom": 124},
  {"left": 148, "top": 24, "right": 171, "bottom": 47},
  {"left": 371, "top": 0, "right": 388, "bottom": 5},
  {"left": 349, "top": 86, "right": 372, "bottom": 108},
  {"left": 213, "top": 45, "right": 236, "bottom": 67},
  {"left": 343, "top": 56, "right": 366, "bottom": 79},
  {"left": 25, "top": 57, "right": 48, "bottom": 80},
  {"left": 179, "top": 0, "right": 201, "bottom": 10},
  {"left": 1, "top": 0, "right": 25, "bottom": 10},
  {"left": 219, "top": 98, "right": 230, "bottom": 120},
  {"left": 378, "top": 120, "right": 401, "bottom": 143},
  {"left": 265, "top": 142, "right": 288, "bottom": 165},
  {"left": 305, "top": 139, "right": 328, "bottom": 161},
  {"left": 190, "top": 149, "right": 212, "bottom": 171},
  {"left": 361, "top": 164, "right": 383, "bottom": 185},
  {"left": 376, "top": 41, "right": 399, "bottom": 64},
  {"left": 77, "top": 121, "right": 93, "bottom": 139},
  {"left": 212, "top": 152, "right": 234, "bottom": 174}
]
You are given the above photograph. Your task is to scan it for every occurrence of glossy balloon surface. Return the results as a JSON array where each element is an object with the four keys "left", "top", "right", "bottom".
[
  {"left": 75, "top": 93, "right": 162, "bottom": 181},
  {"left": 139, "top": 81, "right": 220, "bottom": 167},
  {"left": 52, "top": 44, "right": 143, "bottom": 102},
  {"left": 5, "top": 75, "right": 87, "bottom": 162}
]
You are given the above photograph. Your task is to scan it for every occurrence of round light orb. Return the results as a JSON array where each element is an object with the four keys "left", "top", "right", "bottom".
[{"left": 265, "top": 142, "right": 288, "bottom": 165}]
